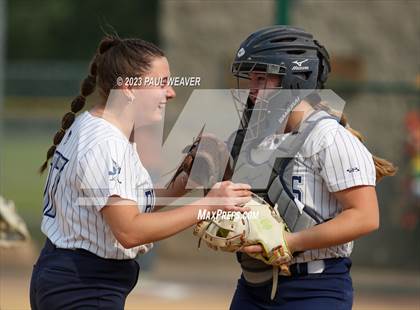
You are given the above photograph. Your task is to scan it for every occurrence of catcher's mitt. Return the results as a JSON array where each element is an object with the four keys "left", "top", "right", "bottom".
[
  {"left": 193, "top": 193, "right": 293, "bottom": 274},
  {"left": 0, "top": 196, "right": 30, "bottom": 247},
  {"left": 167, "top": 127, "right": 233, "bottom": 190}
]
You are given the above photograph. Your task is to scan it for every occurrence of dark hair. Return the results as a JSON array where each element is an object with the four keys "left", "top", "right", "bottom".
[{"left": 39, "top": 35, "right": 164, "bottom": 173}]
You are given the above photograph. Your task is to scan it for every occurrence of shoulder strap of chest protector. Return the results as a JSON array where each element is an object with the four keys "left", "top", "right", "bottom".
[{"left": 267, "top": 113, "right": 338, "bottom": 232}]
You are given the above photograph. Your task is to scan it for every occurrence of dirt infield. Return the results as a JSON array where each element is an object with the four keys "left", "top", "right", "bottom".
[
  {"left": 1, "top": 258, "right": 419, "bottom": 310},
  {"left": 1, "top": 244, "right": 418, "bottom": 310}
]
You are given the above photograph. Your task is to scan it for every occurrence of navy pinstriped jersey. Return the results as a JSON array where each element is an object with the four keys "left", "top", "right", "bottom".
[
  {"left": 282, "top": 111, "right": 376, "bottom": 263},
  {"left": 41, "top": 111, "right": 155, "bottom": 259}
]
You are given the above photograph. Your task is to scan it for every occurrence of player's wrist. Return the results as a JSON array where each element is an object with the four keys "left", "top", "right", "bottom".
[
  {"left": 284, "top": 231, "right": 300, "bottom": 254},
  {"left": 187, "top": 198, "right": 216, "bottom": 223}
]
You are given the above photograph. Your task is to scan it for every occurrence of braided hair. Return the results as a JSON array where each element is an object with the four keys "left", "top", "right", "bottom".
[{"left": 39, "top": 35, "right": 164, "bottom": 173}]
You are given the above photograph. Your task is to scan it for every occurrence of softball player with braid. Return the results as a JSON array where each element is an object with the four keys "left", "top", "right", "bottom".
[
  {"left": 29, "top": 35, "right": 251, "bottom": 310},
  {"left": 227, "top": 26, "right": 396, "bottom": 309}
]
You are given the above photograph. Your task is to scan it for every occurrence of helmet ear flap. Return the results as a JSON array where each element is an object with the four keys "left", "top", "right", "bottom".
[
  {"left": 314, "top": 40, "right": 331, "bottom": 88},
  {"left": 316, "top": 60, "right": 329, "bottom": 89}
]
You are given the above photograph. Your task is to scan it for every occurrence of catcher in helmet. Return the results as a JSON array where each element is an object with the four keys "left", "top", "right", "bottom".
[{"left": 226, "top": 25, "right": 396, "bottom": 310}]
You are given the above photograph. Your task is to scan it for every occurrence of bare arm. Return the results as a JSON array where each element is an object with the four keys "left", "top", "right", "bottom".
[
  {"left": 286, "top": 185, "right": 379, "bottom": 253},
  {"left": 244, "top": 185, "right": 379, "bottom": 254},
  {"left": 101, "top": 199, "right": 205, "bottom": 248},
  {"left": 101, "top": 181, "right": 251, "bottom": 249},
  {"left": 152, "top": 172, "right": 199, "bottom": 211}
]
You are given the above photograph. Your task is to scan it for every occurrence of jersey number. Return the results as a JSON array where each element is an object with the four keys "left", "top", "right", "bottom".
[
  {"left": 144, "top": 189, "right": 155, "bottom": 213},
  {"left": 43, "top": 151, "right": 69, "bottom": 218},
  {"left": 292, "top": 175, "right": 303, "bottom": 201}
]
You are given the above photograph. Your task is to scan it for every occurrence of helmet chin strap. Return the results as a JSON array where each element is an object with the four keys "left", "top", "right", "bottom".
[{"left": 257, "top": 89, "right": 314, "bottom": 140}]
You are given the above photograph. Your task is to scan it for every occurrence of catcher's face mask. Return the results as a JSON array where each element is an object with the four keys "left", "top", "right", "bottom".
[{"left": 231, "top": 62, "right": 304, "bottom": 143}]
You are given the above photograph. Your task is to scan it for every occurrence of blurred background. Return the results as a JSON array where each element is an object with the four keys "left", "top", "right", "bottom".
[{"left": 0, "top": 0, "right": 419, "bottom": 309}]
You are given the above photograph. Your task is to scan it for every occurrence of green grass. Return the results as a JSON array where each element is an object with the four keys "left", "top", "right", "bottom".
[
  {"left": 4, "top": 96, "right": 72, "bottom": 118},
  {"left": 1, "top": 132, "right": 52, "bottom": 244}
]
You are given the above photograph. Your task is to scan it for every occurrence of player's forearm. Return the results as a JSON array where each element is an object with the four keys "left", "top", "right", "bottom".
[
  {"left": 287, "top": 207, "right": 379, "bottom": 253},
  {"left": 153, "top": 176, "right": 201, "bottom": 211},
  {"left": 122, "top": 199, "right": 208, "bottom": 248},
  {"left": 152, "top": 187, "right": 190, "bottom": 210}
]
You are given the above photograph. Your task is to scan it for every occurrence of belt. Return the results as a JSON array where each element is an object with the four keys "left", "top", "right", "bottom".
[
  {"left": 270, "top": 260, "right": 325, "bottom": 300},
  {"left": 243, "top": 258, "right": 345, "bottom": 300},
  {"left": 43, "top": 238, "right": 135, "bottom": 263},
  {"left": 288, "top": 259, "right": 325, "bottom": 276},
  {"left": 44, "top": 238, "right": 98, "bottom": 258}
]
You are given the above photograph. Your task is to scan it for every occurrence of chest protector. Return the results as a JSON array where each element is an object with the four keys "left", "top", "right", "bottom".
[{"left": 229, "top": 112, "right": 338, "bottom": 285}]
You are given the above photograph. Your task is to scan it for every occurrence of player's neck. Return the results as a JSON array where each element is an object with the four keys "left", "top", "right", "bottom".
[
  {"left": 89, "top": 104, "right": 134, "bottom": 140},
  {"left": 285, "top": 101, "right": 314, "bottom": 133}
]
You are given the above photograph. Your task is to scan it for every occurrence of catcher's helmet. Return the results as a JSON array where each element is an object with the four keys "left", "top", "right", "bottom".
[
  {"left": 231, "top": 25, "right": 330, "bottom": 89},
  {"left": 230, "top": 26, "right": 331, "bottom": 142}
]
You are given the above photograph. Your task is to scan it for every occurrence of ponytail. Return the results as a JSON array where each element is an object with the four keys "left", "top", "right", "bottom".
[
  {"left": 39, "top": 35, "right": 164, "bottom": 173},
  {"left": 39, "top": 41, "right": 108, "bottom": 173},
  {"left": 337, "top": 111, "right": 397, "bottom": 181}
]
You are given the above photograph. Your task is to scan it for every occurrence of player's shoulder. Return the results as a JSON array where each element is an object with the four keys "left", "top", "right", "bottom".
[
  {"left": 78, "top": 111, "right": 127, "bottom": 139},
  {"left": 299, "top": 111, "right": 337, "bottom": 154},
  {"left": 75, "top": 111, "right": 132, "bottom": 156},
  {"left": 307, "top": 111, "right": 341, "bottom": 136},
  {"left": 302, "top": 110, "right": 373, "bottom": 159},
  {"left": 301, "top": 111, "right": 360, "bottom": 156}
]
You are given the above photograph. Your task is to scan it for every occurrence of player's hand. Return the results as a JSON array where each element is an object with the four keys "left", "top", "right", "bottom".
[
  {"left": 205, "top": 181, "right": 252, "bottom": 212},
  {"left": 240, "top": 231, "right": 295, "bottom": 256},
  {"left": 239, "top": 245, "right": 264, "bottom": 254}
]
